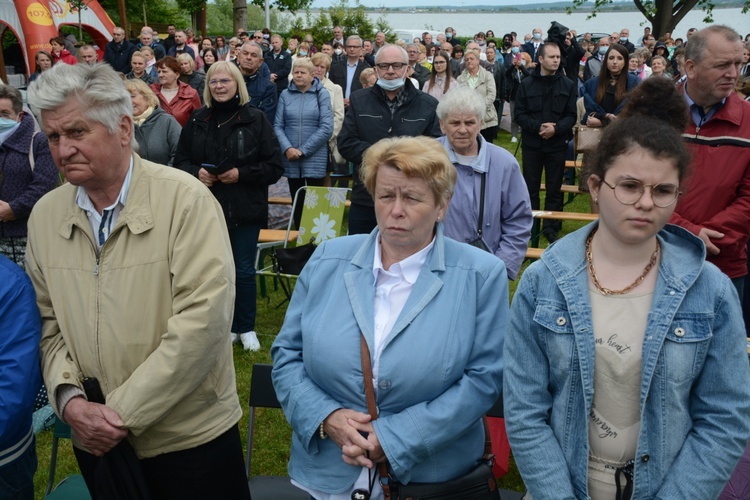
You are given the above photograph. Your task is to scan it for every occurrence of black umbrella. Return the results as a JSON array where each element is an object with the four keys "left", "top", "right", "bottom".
[{"left": 82, "top": 377, "right": 152, "bottom": 500}]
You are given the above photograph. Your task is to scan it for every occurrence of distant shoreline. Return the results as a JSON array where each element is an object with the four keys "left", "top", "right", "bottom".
[{"left": 309, "top": 5, "right": 742, "bottom": 14}]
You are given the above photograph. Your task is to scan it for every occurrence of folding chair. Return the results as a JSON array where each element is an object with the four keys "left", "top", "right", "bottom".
[
  {"left": 246, "top": 364, "right": 308, "bottom": 499},
  {"left": 44, "top": 416, "right": 92, "bottom": 499},
  {"left": 257, "top": 186, "right": 350, "bottom": 303}
]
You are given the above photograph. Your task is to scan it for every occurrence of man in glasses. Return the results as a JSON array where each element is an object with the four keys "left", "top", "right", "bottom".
[
  {"left": 329, "top": 35, "right": 370, "bottom": 107},
  {"left": 405, "top": 43, "right": 430, "bottom": 89},
  {"left": 338, "top": 44, "right": 440, "bottom": 234},
  {"left": 104, "top": 26, "right": 136, "bottom": 74}
]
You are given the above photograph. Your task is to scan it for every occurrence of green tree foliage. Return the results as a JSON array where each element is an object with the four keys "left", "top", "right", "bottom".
[
  {"left": 207, "top": 0, "right": 280, "bottom": 34},
  {"left": 284, "top": 0, "right": 388, "bottom": 47},
  {"left": 98, "top": 0, "right": 190, "bottom": 32},
  {"left": 566, "top": 0, "right": 750, "bottom": 38}
]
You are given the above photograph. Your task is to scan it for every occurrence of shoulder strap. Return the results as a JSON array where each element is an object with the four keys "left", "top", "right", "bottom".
[
  {"left": 361, "top": 334, "right": 392, "bottom": 498},
  {"left": 476, "top": 171, "right": 486, "bottom": 237},
  {"left": 29, "top": 130, "right": 38, "bottom": 172}
]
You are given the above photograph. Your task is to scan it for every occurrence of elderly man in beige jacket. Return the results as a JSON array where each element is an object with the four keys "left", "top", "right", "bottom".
[{"left": 26, "top": 63, "right": 250, "bottom": 499}]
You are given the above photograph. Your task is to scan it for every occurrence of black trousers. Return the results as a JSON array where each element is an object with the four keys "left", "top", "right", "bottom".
[
  {"left": 74, "top": 424, "right": 251, "bottom": 500},
  {"left": 348, "top": 202, "right": 378, "bottom": 235},
  {"left": 522, "top": 147, "right": 567, "bottom": 233}
]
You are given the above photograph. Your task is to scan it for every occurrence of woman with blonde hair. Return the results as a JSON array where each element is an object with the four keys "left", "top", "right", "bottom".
[
  {"left": 126, "top": 51, "right": 153, "bottom": 84},
  {"left": 125, "top": 78, "right": 181, "bottom": 166},
  {"left": 272, "top": 135, "right": 506, "bottom": 499},
  {"left": 275, "top": 57, "right": 333, "bottom": 227},
  {"left": 175, "top": 61, "right": 283, "bottom": 351},
  {"left": 177, "top": 53, "right": 206, "bottom": 103},
  {"left": 457, "top": 48, "right": 498, "bottom": 143}
]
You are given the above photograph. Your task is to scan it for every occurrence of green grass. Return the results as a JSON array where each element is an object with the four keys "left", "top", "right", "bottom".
[{"left": 33, "top": 129, "right": 592, "bottom": 499}]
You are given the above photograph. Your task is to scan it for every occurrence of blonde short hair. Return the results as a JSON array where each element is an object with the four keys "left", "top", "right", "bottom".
[
  {"left": 124, "top": 78, "right": 159, "bottom": 108},
  {"left": 204, "top": 61, "right": 250, "bottom": 107},
  {"left": 176, "top": 53, "right": 195, "bottom": 72},
  {"left": 361, "top": 136, "right": 456, "bottom": 204},
  {"left": 311, "top": 52, "right": 331, "bottom": 71},
  {"left": 292, "top": 57, "right": 314, "bottom": 74}
]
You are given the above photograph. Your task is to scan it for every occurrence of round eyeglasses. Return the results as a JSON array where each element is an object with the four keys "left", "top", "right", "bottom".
[{"left": 600, "top": 179, "right": 680, "bottom": 208}]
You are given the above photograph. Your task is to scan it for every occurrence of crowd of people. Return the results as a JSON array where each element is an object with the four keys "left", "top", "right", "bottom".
[{"left": 0, "top": 18, "right": 749, "bottom": 500}]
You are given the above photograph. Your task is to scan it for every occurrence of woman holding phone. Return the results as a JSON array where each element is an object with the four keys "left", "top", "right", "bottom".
[{"left": 174, "top": 61, "right": 284, "bottom": 351}]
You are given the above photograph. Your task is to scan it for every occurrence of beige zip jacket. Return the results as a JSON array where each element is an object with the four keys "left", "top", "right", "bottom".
[{"left": 26, "top": 154, "right": 242, "bottom": 458}]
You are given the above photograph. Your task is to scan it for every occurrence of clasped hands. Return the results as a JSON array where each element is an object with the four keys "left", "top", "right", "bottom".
[
  {"left": 324, "top": 409, "right": 385, "bottom": 468},
  {"left": 539, "top": 122, "right": 556, "bottom": 139},
  {"left": 198, "top": 167, "right": 239, "bottom": 187},
  {"left": 63, "top": 397, "right": 128, "bottom": 456}
]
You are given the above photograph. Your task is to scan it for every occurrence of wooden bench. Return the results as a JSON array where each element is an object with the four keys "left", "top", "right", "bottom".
[
  {"left": 540, "top": 184, "right": 581, "bottom": 194},
  {"left": 529, "top": 210, "right": 598, "bottom": 248},
  {"left": 268, "top": 197, "right": 352, "bottom": 207},
  {"left": 258, "top": 229, "right": 298, "bottom": 244},
  {"left": 525, "top": 247, "right": 544, "bottom": 260}
]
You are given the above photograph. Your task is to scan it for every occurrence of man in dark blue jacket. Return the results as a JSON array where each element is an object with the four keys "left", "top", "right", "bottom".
[
  {"left": 239, "top": 42, "right": 277, "bottom": 124},
  {"left": 515, "top": 42, "right": 577, "bottom": 243},
  {"left": 103, "top": 27, "right": 136, "bottom": 74},
  {"left": 264, "top": 34, "right": 291, "bottom": 96}
]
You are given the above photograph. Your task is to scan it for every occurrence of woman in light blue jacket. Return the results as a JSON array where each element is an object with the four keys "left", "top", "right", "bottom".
[
  {"left": 272, "top": 137, "right": 506, "bottom": 499},
  {"left": 274, "top": 57, "right": 333, "bottom": 228},
  {"left": 504, "top": 86, "right": 750, "bottom": 499}
]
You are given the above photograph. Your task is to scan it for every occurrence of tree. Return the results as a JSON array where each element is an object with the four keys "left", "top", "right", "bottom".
[
  {"left": 209, "top": 0, "right": 280, "bottom": 35},
  {"left": 98, "top": 0, "right": 189, "bottom": 34},
  {"left": 567, "top": 0, "right": 750, "bottom": 39},
  {"left": 68, "top": 0, "right": 91, "bottom": 42}
]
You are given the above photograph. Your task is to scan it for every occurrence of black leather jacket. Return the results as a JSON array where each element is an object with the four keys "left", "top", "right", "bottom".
[
  {"left": 514, "top": 69, "right": 577, "bottom": 152},
  {"left": 174, "top": 103, "right": 283, "bottom": 227}
]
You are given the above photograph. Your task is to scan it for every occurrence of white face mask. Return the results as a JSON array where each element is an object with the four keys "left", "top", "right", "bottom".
[
  {"left": 334, "top": 48, "right": 342, "bottom": 55},
  {"left": 375, "top": 71, "right": 405, "bottom": 91}
]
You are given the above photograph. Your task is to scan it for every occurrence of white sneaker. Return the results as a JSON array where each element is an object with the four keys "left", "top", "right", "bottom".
[
  {"left": 510, "top": 137, "right": 518, "bottom": 143},
  {"left": 240, "top": 331, "right": 260, "bottom": 351},
  {"left": 230, "top": 333, "right": 239, "bottom": 344}
]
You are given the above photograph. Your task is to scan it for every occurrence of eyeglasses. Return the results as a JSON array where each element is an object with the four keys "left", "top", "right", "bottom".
[
  {"left": 346, "top": 45, "right": 361, "bottom": 49},
  {"left": 376, "top": 62, "right": 406, "bottom": 70},
  {"left": 600, "top": 179, "right": 680, "bottom": 208},
  {"left": 209, "top": 78, "right": 233, "bottom": 87},
  {"left": 253, "top": 35, "right": 263, "bottom": 39}
]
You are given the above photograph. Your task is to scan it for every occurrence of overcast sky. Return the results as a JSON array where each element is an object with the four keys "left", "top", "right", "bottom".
[{"left": 310, "top": 0, "right": 562, "bottom": 7}]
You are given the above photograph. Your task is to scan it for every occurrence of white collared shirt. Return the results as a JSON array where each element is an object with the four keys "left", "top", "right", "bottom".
[{"left": 75, "top": 156, "right": 134, "bottom": 254}]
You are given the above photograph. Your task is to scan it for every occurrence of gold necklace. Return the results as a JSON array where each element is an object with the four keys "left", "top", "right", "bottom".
[
  {"left": 586, "top": 230, "right": 659, "bottom": 295},
  {"left": 217, "top": 110, "right": 239, "bottom": 128}
]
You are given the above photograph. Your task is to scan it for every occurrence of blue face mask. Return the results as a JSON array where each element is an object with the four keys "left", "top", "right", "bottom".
[
  {"left": 521, "top": 60, "right": 526, "bottom": 67},
  {"left": 299, "top": 51, "right": 308, "bottom": 57},
  {"left": 0, "top": 117, "right": 19, "bottom": 133},
  {"left": 599, "top": 46, "right": 608, "bottom": 55},
  {"left": 446, "top": 33, "right": 452, "bottom": 39},
  {"left": 620, "top": 37, "right": 628, "bottom": 42},
  {"left": 533, "top": 33, "right": 541, "bottom": 40},
  {"left": 376, "top": 73, "right": 405, "bottom": 91},
  {"left": 511, "top": 47, "right": 520, "bottom": 54}
]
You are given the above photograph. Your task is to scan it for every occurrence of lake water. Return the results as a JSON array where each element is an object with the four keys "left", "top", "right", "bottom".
[{"left": 361, "top": 8, "right": 748, "bottom": 39}]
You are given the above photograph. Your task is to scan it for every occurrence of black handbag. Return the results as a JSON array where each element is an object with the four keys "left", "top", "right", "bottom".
[
  {"left": 467, "top": 172, "right": 491, "bottom": 253},
  {"left": 360, "top": 335, "right": 501, "bottom": 500},
  {"left": 272, "top": 239, "right": 316, "bottom": 276}
]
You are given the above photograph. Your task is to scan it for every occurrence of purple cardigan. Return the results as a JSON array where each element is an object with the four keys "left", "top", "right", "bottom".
[{"left": 0, "top": 114, "right": 58, "bottom": 238}]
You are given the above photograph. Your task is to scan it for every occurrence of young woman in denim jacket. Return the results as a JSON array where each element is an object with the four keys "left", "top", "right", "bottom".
[{"left": 504, "top": 86, "right": 750, "bottom": 499}]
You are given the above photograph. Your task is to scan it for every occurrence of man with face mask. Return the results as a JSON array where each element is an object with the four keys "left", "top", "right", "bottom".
[
  {"left": 523, "top": 28, "right": 543, "bottom": 63},
  {"left": 0, "top": 85, "right": 58, "bottom": 266},
  {"left": 446, "top": 27, "right": 460, "bottom": 47},
  {"left": 338, "top": 44, "right": 441, "bottom": 234},
  {"left": 583, "top": 35, "right": 610, "bottom": 81}
]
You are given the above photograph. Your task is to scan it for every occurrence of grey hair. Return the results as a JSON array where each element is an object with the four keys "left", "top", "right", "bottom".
[
  {"left": 28, "top": 63, "right": 136, "bottom": 149},
  {"left": 436, "top": 86, "right": 484, "bottom": 122},
  {"left": 0, "top": 84, "right": 24, "bottom": 113},
  {"left": 374, "top": 44, "right": 408, "bottom": 65},
  {"left": 685, "top": 25, "right": 741, "bottom": 64},
  {"left": 346, "top": 35, "right": 362, "bottom": 46}
]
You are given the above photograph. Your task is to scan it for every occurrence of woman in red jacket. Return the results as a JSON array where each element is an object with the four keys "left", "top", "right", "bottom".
[
  {"left": 49, "top": 37, "right": 77, "bottom": 66},
  {"left": 150, "top": 56, "right": 201, "bottom": 127}
]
